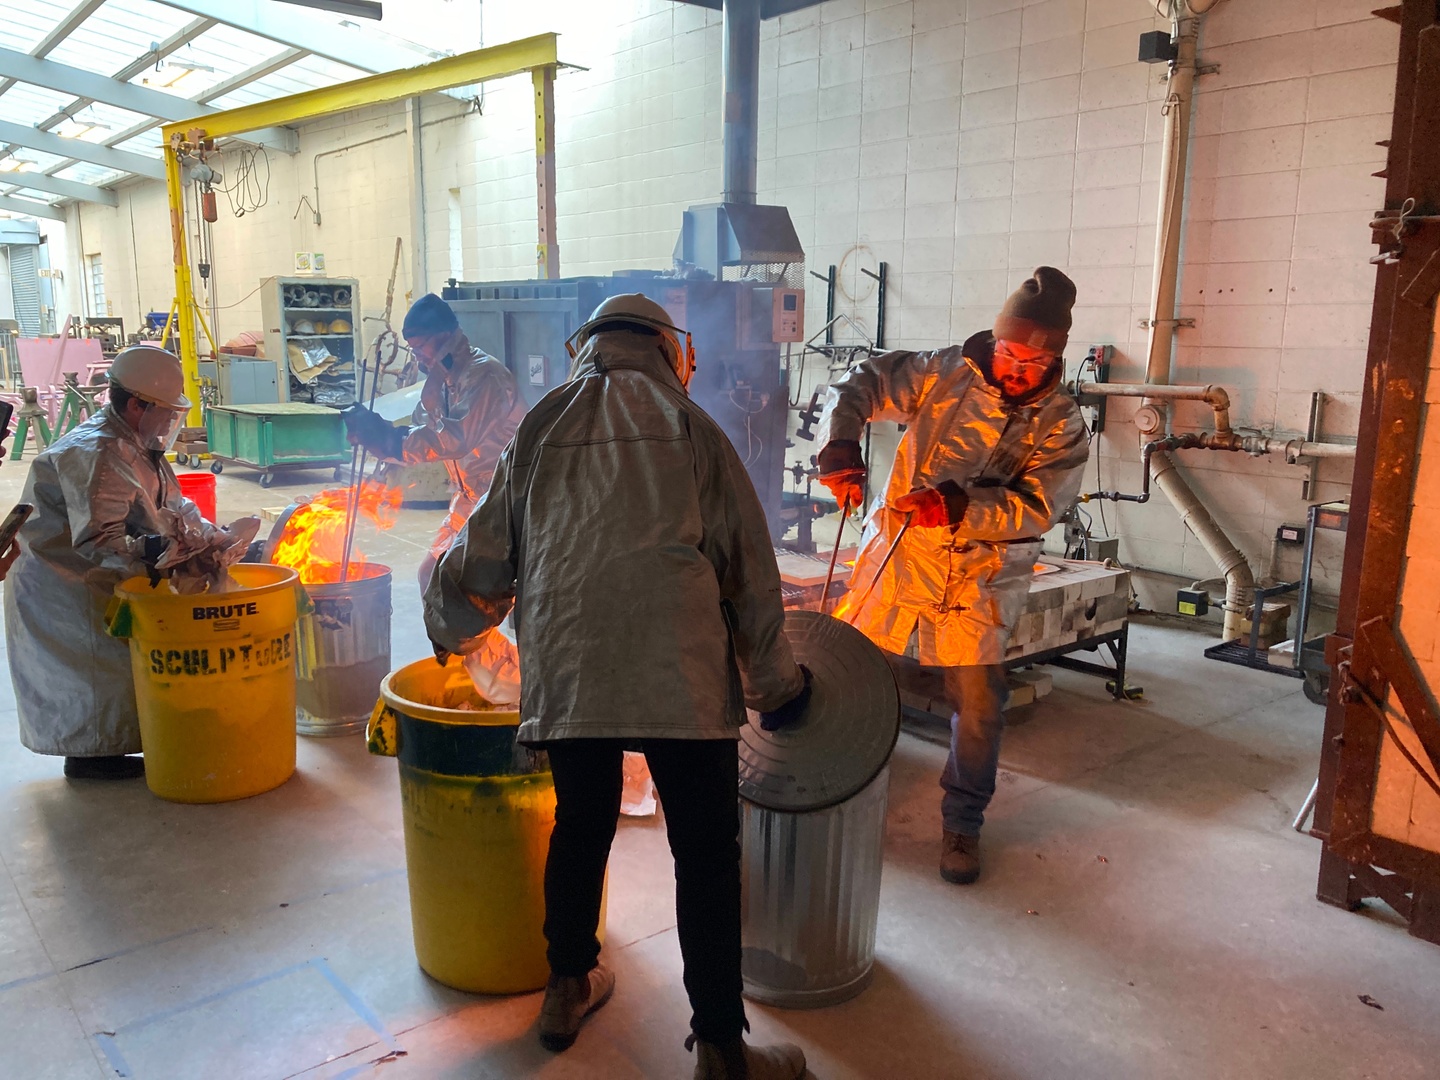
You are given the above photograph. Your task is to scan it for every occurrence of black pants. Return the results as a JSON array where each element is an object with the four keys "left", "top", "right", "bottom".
[{"left": 542, "top": 738, "right": 747, "bottom": 1042}]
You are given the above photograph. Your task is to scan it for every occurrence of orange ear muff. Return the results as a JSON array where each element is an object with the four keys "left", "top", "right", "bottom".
[{"left": 679, "top": 332, "right": 696, "bottom": 387}]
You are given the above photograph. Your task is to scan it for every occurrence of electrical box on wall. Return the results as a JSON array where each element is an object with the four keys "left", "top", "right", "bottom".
[
  {"left": 1138, "top": 30, "right": 1177, "bottom": 64},
  {"left": 1176, "top": 588, "right": 1209, "bottom": 617},
  {"left": 1072, "top": 344, "right": 1112, "bottom": 435},
  {"left": 772, "top": 288, "right": 803, "bottom": 342},
  {"left": 740, "top": 286, "right": 805, "bottom": 348},
  {"left": 1276, "top": 523, "right": 1305, "bottom": 545}
]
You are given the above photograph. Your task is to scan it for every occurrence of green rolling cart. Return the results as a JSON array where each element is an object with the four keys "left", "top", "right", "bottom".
[{"left": 204, "top": 402, "right": 351, "bottom": 488}]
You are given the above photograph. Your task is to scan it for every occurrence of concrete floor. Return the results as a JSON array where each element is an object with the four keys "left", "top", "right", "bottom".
[{"left": 1, "top": 458, "right": 1439, "bottom": 1080}]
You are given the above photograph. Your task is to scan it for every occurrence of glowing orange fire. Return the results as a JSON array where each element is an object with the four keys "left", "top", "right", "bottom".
[{"left": 271, "top": 481, "right": 402, "bottom": 584}]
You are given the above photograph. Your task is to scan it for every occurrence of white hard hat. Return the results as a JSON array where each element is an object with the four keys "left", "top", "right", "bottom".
[
  {"left": 567, "top": 293, "right": 695, "bottom": 386},
  {"left": 291, "top": 318, "right": 317, "bottom": 334},
  {"left": 109, "top": 346, "right": 191, "bottom": 410}
]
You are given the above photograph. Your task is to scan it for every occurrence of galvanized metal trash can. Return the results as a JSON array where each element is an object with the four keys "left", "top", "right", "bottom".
[
  {"left": 737, "top": 610, "right": 901, "bottom": 1008},
  {"left": 295, "top": 565, "right": 392, "bottom": 736}
]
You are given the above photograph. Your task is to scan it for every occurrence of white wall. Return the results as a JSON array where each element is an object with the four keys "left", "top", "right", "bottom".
[{"left": 63, "top": 0, "right": 1394, "bottom": 601}]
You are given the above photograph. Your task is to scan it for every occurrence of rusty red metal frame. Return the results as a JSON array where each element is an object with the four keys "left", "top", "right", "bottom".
[{"left": 1311, "top": 0, "right": 1440, "bottom": 945}]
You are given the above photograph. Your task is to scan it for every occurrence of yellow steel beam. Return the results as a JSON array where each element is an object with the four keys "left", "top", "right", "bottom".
[
  {"left": 533, "top": 65, "right": 559, "bottom": 279},
  {"left": 160, "top": 34, "right": 559, "bottom": 141},
  {"left": 163, "top": 34, "right": 565, "bottom": 421},
  {"left": 164, "top": 146, "right": 203, "bottom": 423}
]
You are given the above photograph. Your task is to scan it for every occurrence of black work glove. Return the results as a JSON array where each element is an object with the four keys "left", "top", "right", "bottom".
[
  {"left": 432, "top": 638, "right": 453, "bottom": 667},
  {"left": 340, "top": 404, "right": 404, "bottom": 459},
  {"left": 137, "top": 534, "right": 169, "bottom": 586},
  {"left": 760, "top": 665, "right": 813, "bottom": 732}
]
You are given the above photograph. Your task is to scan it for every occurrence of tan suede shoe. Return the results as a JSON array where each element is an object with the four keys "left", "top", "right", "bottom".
[{"left": 537, "top": 962, "right": 615, "bottom": 1051}]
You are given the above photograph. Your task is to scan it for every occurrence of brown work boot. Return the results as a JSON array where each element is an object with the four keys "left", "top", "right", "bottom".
[
  {"left": 537, "top": 962, "right": 614, "bottom": 1051},
  {"left": 940, "top": 829, "right": 981, "bottom": 884},
  {"left": 687, "top": 1033, "right": 806, "bottom": 1080}
]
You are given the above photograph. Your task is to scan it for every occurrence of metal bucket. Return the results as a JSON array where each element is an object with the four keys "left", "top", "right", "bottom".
[
  {"left": 740, "top": 765, "right": 889, "bottom": 1008},
  {"left": 296, "top": 565, "right": 392, "bottom": 736}
]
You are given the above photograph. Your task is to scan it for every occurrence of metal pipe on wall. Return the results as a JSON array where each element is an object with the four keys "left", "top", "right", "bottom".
[
  {"left": 1143, "top": 17, "right": 1198, "bottom": 389},
  {"left": 721, "top": 0, "right": 760, "bottom": 205},
  {"left": 1079, "top": 380, "right": 1232, "bottom": 433},
  {"left": 1137, "top": 11, "right": 1255, "bottom": 640},
  {"left": 1239, "top": 436, "right": 1359, "bottom": 462}
]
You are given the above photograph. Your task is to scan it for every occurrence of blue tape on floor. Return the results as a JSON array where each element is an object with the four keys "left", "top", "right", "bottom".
[
  {"left": 0, "top": 970, "right": 52, "bottom": 995},
  {"left": 86, "top": 957, "right": 401, "bottom": 1076},
  {"left": 310, "top": 958, "right": 402, "bottom": 1052},
  {"left": 114, "top": 960, "right": 312, "bottom": 1034},
  {"left": 93, "top": 1032, "right": 133, "bottom": 1078}
]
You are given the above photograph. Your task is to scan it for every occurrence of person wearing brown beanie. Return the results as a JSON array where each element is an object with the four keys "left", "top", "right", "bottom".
[{"left": 815, "top": 267, "right": 1090, "bottom": 885}]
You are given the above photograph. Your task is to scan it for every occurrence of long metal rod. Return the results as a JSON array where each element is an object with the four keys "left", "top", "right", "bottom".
[
  {"left": 845, "top": 511, "right": 912, "bottom": 625},
  {"left": 340, "top": 239, "right": 403, "bottom": 581},
  {"left": 820, "top": 498, "right": 850, "bottom": 615}
]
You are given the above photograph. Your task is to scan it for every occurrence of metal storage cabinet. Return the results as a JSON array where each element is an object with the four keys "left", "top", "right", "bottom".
[
  {"left": 205, "top": 403, "right": 351, "bottom": 487},
  {"left": 216, "top": 354, "right": 282, "bottom": 405},
  {"left": 260, "top": 275, "right": 362, "bottom": 406}
]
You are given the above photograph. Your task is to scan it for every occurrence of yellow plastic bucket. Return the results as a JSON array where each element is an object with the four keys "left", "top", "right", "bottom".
[
  {"left": 369, "top": 657, "right": 601, "bottom": 995},
  {"left": 108, "top": 564, "right": 303, "bottom": 804}
]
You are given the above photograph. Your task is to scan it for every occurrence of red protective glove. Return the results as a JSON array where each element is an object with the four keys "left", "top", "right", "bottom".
[
  {"left": 892, "top": 482, "right": 969, "bottom": 528},
  {"left": 816, "top": 440, "right": 866, "bottom": 509}
]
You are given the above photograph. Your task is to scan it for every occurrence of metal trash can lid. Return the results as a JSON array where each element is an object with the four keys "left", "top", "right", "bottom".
[{"left": 738, "top": 610, "right": 900, "bottom": 813}]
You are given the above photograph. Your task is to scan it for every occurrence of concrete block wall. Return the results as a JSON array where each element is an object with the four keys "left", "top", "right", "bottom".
[{"left": 61, "top": 0, "right": 1395, "bottom": 607}]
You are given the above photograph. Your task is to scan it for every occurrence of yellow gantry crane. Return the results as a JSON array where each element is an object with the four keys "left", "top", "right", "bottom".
[{"left": 160, "top": 33, "right": 567, "bottom": 420}]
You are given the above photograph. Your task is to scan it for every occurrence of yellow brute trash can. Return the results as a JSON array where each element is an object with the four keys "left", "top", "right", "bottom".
[
  {"left": 107, "top": 564, "right": 302, "bottom": 804},
  {"left": 368, "top": 656, "right": 556, "bottom": 994}
]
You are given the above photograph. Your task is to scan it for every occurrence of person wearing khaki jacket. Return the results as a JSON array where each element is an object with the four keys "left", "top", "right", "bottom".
[
  {"left": 817, "top": 267, "right": 1090, "bottom": 886},
  {"left": 424, "top": 294, "right": 809, "bottom": 1080}
]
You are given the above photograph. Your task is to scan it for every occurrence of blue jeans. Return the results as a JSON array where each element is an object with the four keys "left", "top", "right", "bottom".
[{"left": 939, "top": 664, "right": 1008, "bottom": 836}]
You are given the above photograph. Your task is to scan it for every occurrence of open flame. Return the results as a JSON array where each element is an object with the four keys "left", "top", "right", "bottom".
[{"left": 271, "top": 481, "right": 402, "bottom": 585}]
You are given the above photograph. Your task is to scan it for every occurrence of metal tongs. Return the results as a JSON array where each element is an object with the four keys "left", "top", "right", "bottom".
[{"left": 339, "top": 237, "right": 404, "bottom": 582}]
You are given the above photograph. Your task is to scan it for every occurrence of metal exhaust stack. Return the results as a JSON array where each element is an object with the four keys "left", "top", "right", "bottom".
[
  {"left": 722, "top": 0, "right": 760, "bottom": 206},
  {"left": 675, "top": 0, "right": 803, "bottom": 282}
]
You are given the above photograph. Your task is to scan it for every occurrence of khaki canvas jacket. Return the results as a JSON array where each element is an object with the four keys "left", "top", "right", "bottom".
[{"left": 423, "top": 330, "right": 801, "bottom": 743}]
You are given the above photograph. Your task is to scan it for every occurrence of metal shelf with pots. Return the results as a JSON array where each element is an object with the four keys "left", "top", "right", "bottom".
[{"left": 261, "top": 275, "right": 362, "bottom": 408}]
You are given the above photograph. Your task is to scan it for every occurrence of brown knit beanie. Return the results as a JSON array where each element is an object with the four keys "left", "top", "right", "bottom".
[{"left": 993, "top": 267, "right": 1076, "bottom": 353}]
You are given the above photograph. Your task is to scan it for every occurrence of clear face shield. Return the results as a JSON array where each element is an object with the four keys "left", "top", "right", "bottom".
[{"left": 137, "top": 402, "right": 185, "bottom": 451}]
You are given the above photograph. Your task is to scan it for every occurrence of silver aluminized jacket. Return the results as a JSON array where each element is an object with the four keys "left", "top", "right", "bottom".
[
  {"left": 391, "top": 346, "right": 527, "bottom": 560},
  {"left": 818, "top": 332, "right": 1090, "bottom": 666},
  {"left": 4, "top": 408, "right": 220, "bottom": 755},
  {"left": 424, "top": 331, "right": 802, "bottom": 744}
]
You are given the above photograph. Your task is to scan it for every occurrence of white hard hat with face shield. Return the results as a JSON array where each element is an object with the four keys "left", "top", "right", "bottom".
[
  {"left": 566, "top": 293, "right": 696, "bottom": 387},
  {"left": 108, "top": 346, "right": 191, "bottom": 451}
]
